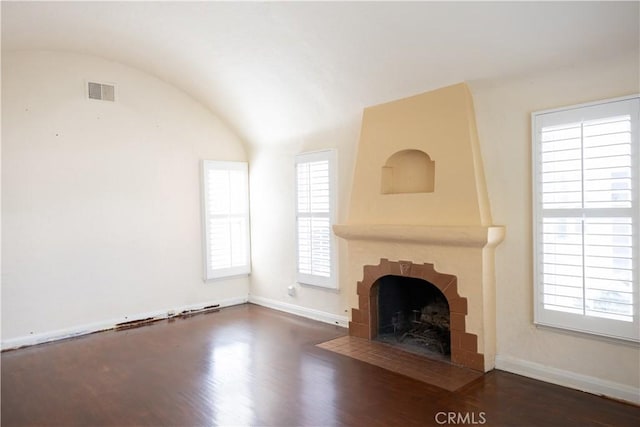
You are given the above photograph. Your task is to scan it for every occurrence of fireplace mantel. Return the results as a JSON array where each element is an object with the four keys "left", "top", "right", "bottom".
[{"left": 333, "top": 224, "right": 505, "bottom": 248}]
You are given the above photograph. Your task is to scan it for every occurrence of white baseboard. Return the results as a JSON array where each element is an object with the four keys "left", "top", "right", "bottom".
[
  {"left": 1, "top": 296, "right": 249, "bottom": 351},
  {"left": 248, "top": 295, "right": 349, "bottom": 328},
  {"left": 495, "top": 354, "right": 640, "bottom": 405}
]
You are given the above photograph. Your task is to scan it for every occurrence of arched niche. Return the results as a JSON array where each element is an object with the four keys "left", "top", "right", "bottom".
[{"left": 381, "top": 149, "right": 435, "bottom": 194}]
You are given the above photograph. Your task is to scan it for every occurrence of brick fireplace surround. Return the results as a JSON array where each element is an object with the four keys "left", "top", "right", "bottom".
[
  {"left": 333, "top": 224, "right": 505, "bottom": 372},
  {"left": 350, "top": 258, "right": 483, "bottom": 371}
]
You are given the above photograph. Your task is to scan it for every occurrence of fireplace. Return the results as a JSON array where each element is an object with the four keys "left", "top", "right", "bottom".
[
  {"left": 375, "top": 275, "right": 451, "bottom": 360},
  {"left": 342, "top": 258, "right": 485, "bottom": 371},
  {"left": 333, "top": 83, "right": 505, "bottom": 372}
]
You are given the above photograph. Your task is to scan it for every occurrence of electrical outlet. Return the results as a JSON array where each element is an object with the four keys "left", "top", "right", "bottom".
[{"left": 287, "top": 285, "right": 296, "bottom": 297}]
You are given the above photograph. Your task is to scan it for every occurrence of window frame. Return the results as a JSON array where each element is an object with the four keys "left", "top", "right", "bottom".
[
  {"left": 295, "top": 149, "right": 338, "bottom": 289},
  {"left": 532, "top": 94, "right": 639, "bottom": 342},
  {"left": 201, "top": 160, "right": 251, "bottom": 281}
]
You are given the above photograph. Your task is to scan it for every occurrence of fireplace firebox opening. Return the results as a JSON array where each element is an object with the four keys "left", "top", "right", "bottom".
[{"left": 375, "top": 275, "right": 450, "bottom": 361}]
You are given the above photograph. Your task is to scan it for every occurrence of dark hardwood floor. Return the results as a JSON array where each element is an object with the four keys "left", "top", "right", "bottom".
[{"left": 2, "top": 303, "right": 639, "bottom": 426}]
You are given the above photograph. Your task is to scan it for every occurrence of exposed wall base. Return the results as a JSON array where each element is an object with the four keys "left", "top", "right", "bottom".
[
  {"left": 1, "top": 296, "right": 249, "bottom": 351},
  {"left": 248, "top": 295, "right": 349, "bottom": 328},
  {"left": 495, "top": 354, "right": 640, "bottom": 405}
]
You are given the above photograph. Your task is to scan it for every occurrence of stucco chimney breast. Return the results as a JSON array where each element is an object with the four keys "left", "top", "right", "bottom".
[{"left": 334, "top": 83, "right": 505, "bottom": 372}]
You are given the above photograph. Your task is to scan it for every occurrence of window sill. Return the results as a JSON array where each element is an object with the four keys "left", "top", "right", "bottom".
[
  {"left": 204, "top": 273, "right": 250, "bottom": 283},
  {"left": 534, "top": 322, "right": 640, "bottom": 347}
]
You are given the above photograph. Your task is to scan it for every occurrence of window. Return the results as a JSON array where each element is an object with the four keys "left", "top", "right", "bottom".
[
  {"left": 295, "top": 150, "right": 338, "bottom": 288},
  {"left": 202, "top": 160, "right": 251, "bottom": 280},
  {"left": 532, "top": 95, "right": 639, "bottom": 342}
]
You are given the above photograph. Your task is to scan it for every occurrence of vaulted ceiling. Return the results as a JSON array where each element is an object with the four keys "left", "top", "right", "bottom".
[{"left": 3, "top": 1, "right": 639, "bottom": 147}]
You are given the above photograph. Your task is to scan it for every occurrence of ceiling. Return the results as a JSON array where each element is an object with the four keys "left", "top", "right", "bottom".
[{"left": 2, "top": 1, "right": 639, "bottom": 147}]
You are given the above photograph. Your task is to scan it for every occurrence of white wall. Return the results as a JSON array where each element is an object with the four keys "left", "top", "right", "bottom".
[
  {"left": 1, "top": 51, "right": 249, "bottom": 346},
  {"left": 248, "top": 123, "right": 359, "bottom": 325},
  {"left": 471, "top": 53, "right": 640, "bottom": 399}
]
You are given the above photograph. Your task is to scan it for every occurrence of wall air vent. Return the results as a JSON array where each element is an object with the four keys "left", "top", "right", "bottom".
[{"left": 87, "top": 82, "right": 115, "bottom": 101}]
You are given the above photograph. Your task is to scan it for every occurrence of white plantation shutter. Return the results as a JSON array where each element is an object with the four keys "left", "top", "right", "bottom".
[
  {"left": 202, "top": 160, "right": 251, "bottom": 280},
  {"left": 296, "top": 150, "right": 337, "bottom": 288},
  {"left": 533, "top": 96, "right": 639, "bottom": 341}
]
